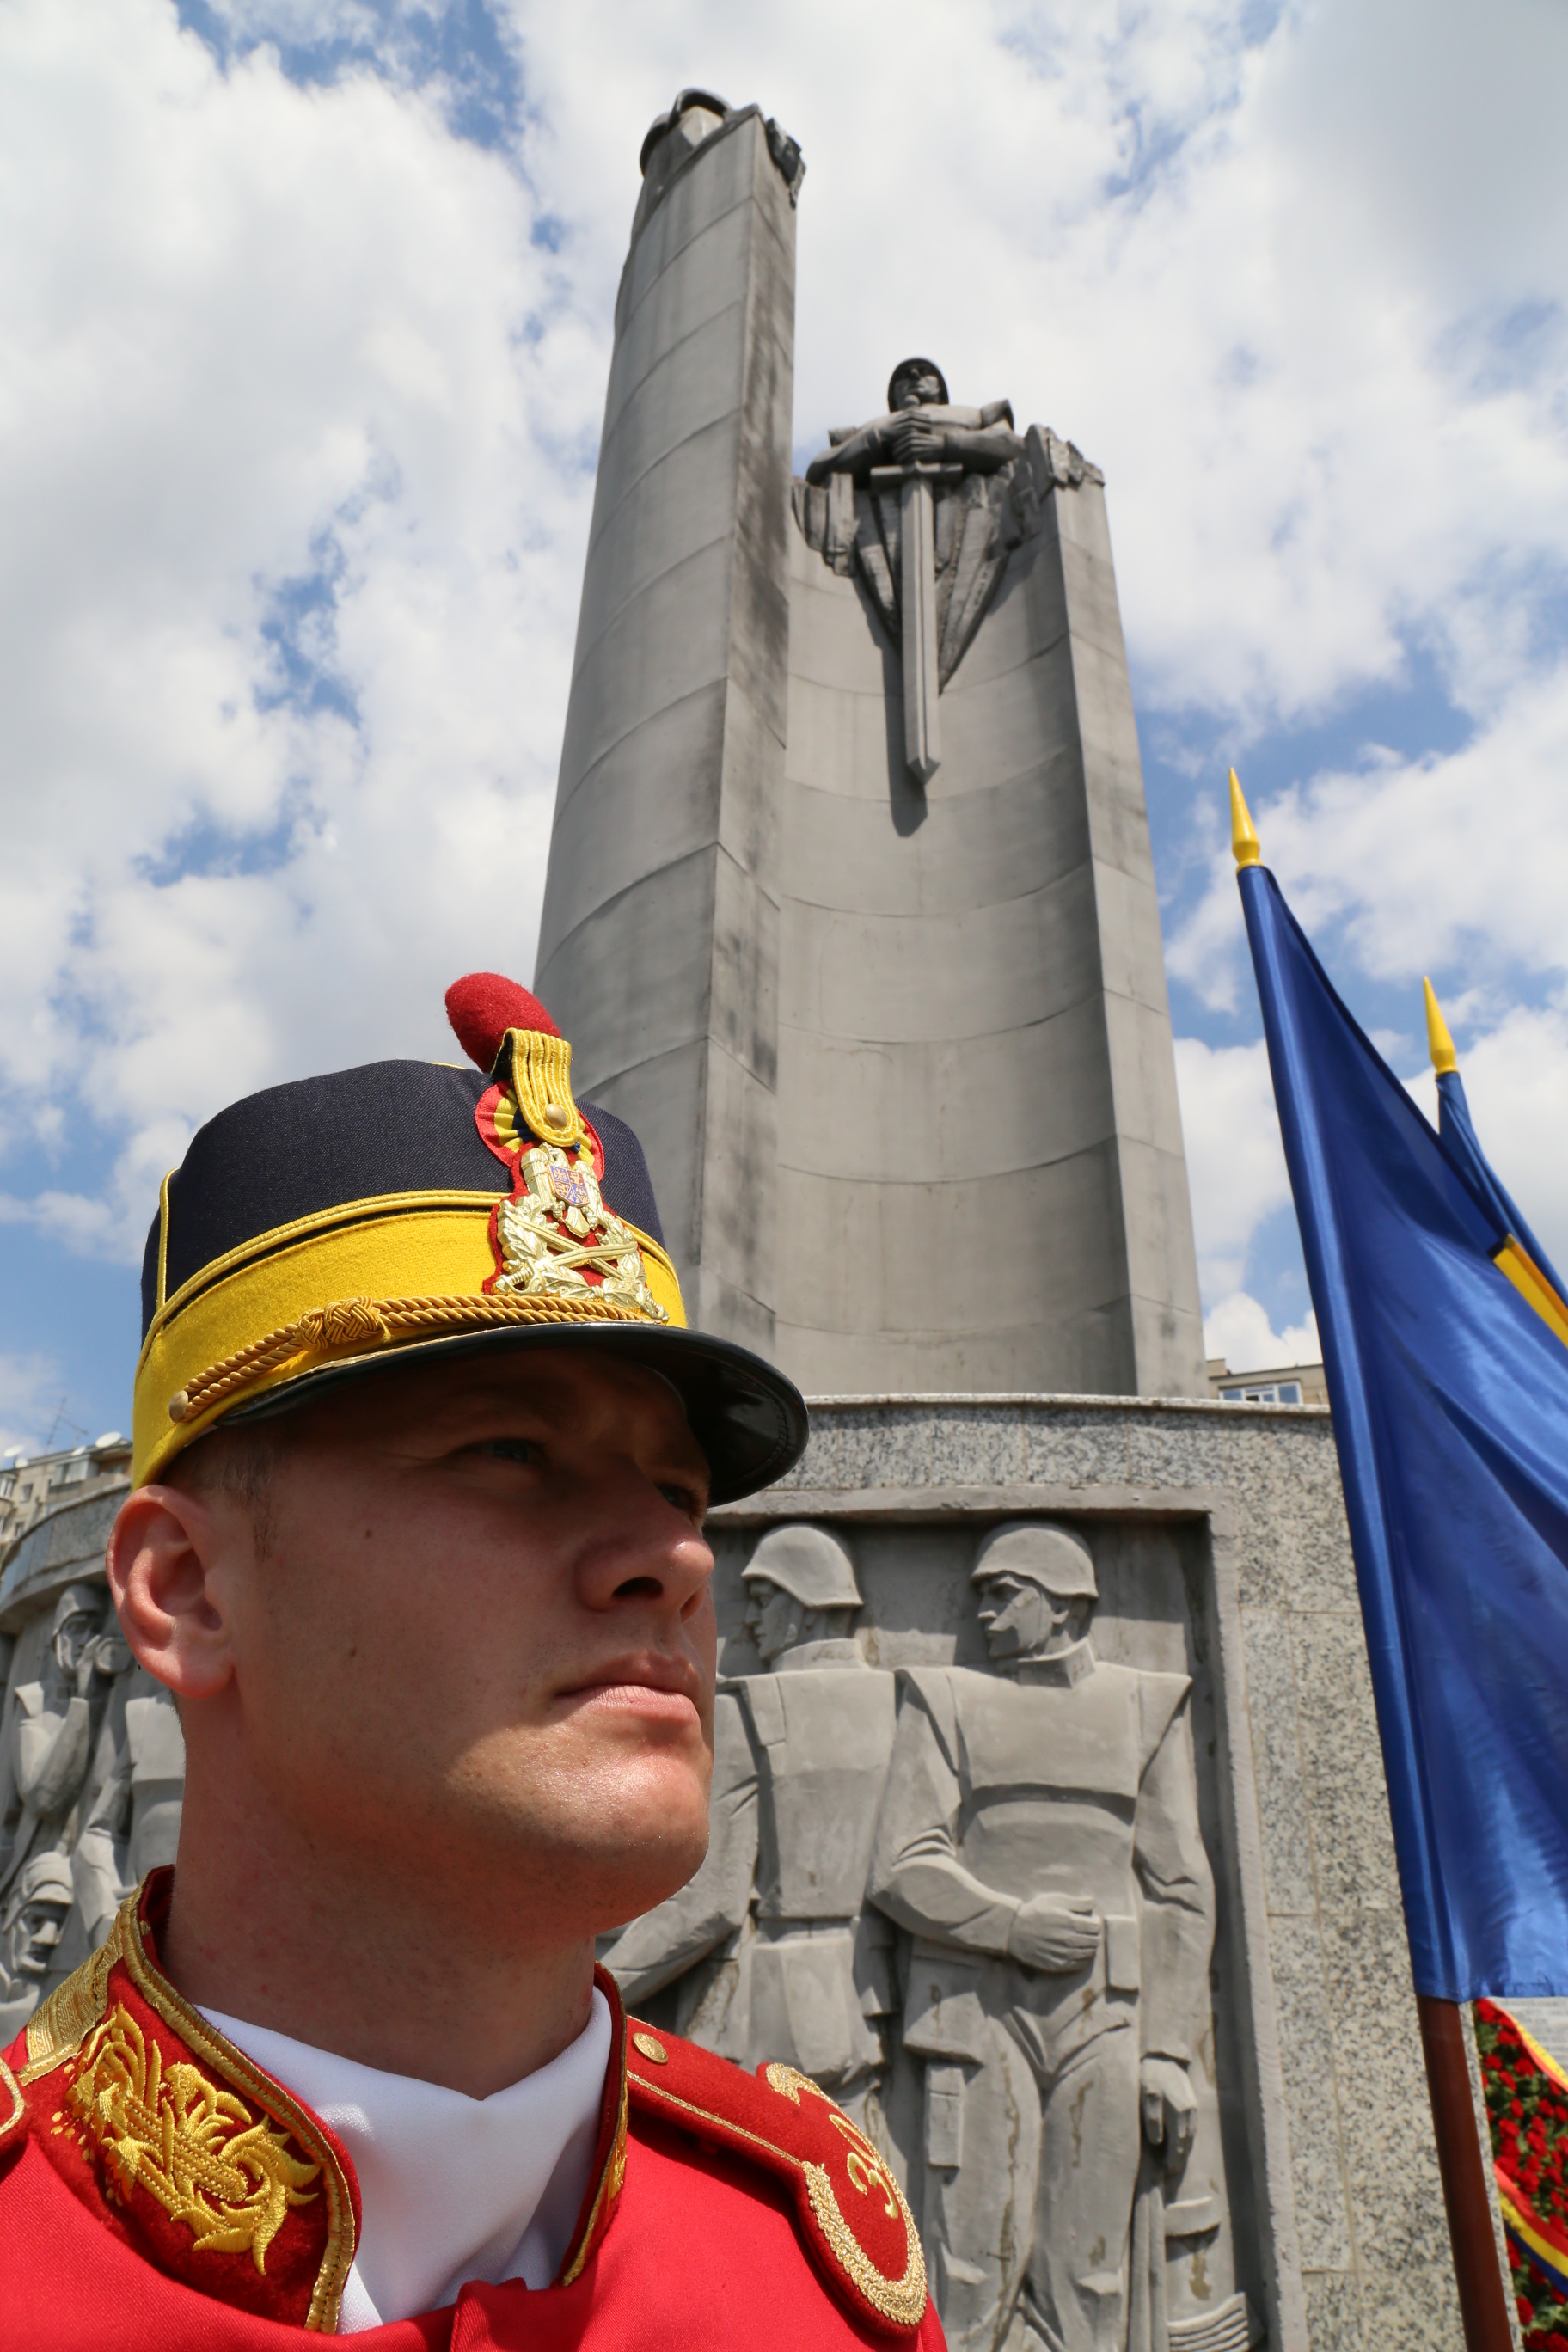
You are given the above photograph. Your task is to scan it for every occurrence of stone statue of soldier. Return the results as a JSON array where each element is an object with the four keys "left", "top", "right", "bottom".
[
  {"left": 0, "top": 1848, "right": 77, "bottom": 2038},
  {"left": 609, "top": 1523, "right": 897, "bottom": 2132},
  {"left": 868, "top": 1522, "right": 1216, "bottom": 2352},
  {"left": 0, "top": 1583, "right": 130, "bottom": 1903},
  {"left": 804, "top": 357, "right": 1024, "bottom": 488}
]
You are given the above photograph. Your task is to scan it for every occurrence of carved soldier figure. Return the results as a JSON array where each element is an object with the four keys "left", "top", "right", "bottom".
[
  {"left": 69, "top": 1682, "right": 186, "bottom": 1954},
  {"left": 868, "top": 1523, "right": 1215, "bottom": 2352},
  {"left": 609, "top": 1524, "right": 897, "bottom": 2131},
  {"left": 0, "top": 1584, "right": 129, "bottom": 1902},
  {"left": 799, "top": 358, "right": 1032, "bottom": 781},
  {"left": 803, "top": 358, "right": 1024, "bottom": 488},
  {"left": 0, "top": 1849, "right": 76, "bottom": 2038}
]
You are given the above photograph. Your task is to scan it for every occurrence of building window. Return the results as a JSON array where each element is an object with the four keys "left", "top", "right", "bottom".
[{"left": 1220, "top": 1381, "right": 1302, "bottom": 1406}]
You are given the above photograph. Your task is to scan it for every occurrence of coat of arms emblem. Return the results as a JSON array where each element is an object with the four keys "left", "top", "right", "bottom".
[{"left": 490, "top": 1141, "right": 668, "bottom": 1323}]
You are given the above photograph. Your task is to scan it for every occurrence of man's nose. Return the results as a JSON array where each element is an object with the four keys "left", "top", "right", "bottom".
[{"left": 575, "top": 1468, "right": 714, "bottom": 1615}]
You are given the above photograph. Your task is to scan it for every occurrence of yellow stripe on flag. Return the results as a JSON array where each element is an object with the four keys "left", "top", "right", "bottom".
[{"left": 1494, "top": 1235, "right": 1568, "bottom": 1351}]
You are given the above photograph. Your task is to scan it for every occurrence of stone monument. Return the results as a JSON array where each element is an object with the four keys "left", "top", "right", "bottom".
[
  {"left": 553, "top": 89, "right": 1468, "bottom": 2352},
  {"left": 534, "top": 88, "right": 1205, "bottom": 1400}
]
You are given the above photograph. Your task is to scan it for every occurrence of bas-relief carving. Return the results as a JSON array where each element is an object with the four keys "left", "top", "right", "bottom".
[
  {"left": 0, "top": 1559, "right": 184, "bottom": 2034},
  {"left": 608, "top": 1525, "right": 897, "bottom": 2136},
  {"left": 793, "top": 357, "right": 1103, "bottom": 781},
  {"left": 609, "top": 1518, "right": 1260, "bottom": 2352}
]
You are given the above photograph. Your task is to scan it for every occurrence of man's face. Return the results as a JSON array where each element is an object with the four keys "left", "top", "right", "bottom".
[
  {"left": 170, "top": 1349, "right": 717, "bottom": 1945},
  {"left": 974, "top": 1572, "right": 1080, "bottom": 1662}
]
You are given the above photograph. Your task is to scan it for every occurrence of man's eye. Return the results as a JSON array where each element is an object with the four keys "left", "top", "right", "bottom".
[
  {"left": 658, "top": 1482, "right": 701, "bottom": 1516},
  {"left": 477, "top": 1439, "right": 539, "bottom": 1467}
]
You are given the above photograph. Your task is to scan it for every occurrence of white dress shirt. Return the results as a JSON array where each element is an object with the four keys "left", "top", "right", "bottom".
[{"left": 199, "top": 1989, "right": 612, "bottom": 2331}]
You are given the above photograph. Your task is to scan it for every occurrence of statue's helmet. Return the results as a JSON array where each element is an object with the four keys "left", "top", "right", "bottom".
[
  {"left": 887, "top": 357, "right": 949, "bottom": 410},
  {"left": 51, "top": 1583, "right": 101, "bottom": 1636},
  {"left": 971, "top": 1521, "right": 1098, "bottom": 1600},
  {"left": 3, "top": 1849, "right": 75, "bottom": 1926},
  {"left": 743, "top": 1523, "right": 862, "bottom": 1613}
]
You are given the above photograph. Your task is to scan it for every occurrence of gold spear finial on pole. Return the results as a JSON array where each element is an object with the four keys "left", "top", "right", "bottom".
[
  {"left": 1424, "top": 978, "right": 1458, "bottom": 1075},
  {"left": 1229, "top": 768, "right": 1261, "bottom": 867}
]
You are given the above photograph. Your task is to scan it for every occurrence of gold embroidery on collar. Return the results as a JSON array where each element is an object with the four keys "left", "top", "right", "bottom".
[
  {"left": 115, "top": 1893, "right": 358, "bottom": 2331},
  {"left": 22, "top": 1902, "right": 126, "bottom": 2082},
  {"left": 70, "top": 2004, "right": 318, "bottom": 2273},
  {"left": 0, "top": 2056, "right": 23, "bottom": 2141}
]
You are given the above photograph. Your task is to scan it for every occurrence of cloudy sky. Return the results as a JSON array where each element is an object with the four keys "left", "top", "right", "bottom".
[{"left": 3, "top": 0, "right": 1566, "bottom": 1448}]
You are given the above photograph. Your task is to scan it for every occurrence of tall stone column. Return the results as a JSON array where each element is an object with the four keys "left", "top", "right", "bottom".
[
  {"left": 533, "top": 94, "right": 799, "bottom": 1353},
  {"left": 782, "top": 414, "right": 1206, "bottom": 1396}
]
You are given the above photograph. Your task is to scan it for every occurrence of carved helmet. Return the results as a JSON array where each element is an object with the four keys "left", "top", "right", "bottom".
[
  {"left": 886, "top": 356, "right": 949, "bottom": 409},
  {"left": 743, "top": 1523, "right": 862, "bottom": 1613},
  {"left": 971, "top": 1521, "right": 1098, "bottom": 1600}
]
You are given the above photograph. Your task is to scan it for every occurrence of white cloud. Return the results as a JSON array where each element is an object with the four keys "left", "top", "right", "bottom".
[
  {"left": 0, "top": 0, "right": 600, "bottom": 1256},
  {"left": 0, "top": 1351, "right": 67, "bottom": 1456},
  {"left": 1204, "top": 1293, "right": 1320, "bottom": 1375},
  {"left": 2, "top": 0, "right": 1567, "bottom": 1328},
  {"left": 1172, "top": 664, "right": 1568, "bottom": 1015},
  {"left": 1172, "top": 1037, "right": 1290, "bottom": 1298},
  {"left": 503, "top": 0, "right": 1568, "bottom": 726}
]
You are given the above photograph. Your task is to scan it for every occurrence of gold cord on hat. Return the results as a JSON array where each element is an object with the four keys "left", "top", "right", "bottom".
[
  {"left": 507, "top": 1027, "right": 586, "bottom": 1151},
  {"left": 167, "top": 1286, "right": 651, "bottom": 1427}
]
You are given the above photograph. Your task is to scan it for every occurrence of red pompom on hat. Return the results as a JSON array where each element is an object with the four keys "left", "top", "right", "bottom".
[{"left": 445, "top": 971, "right": 560, "bottom": 1071}]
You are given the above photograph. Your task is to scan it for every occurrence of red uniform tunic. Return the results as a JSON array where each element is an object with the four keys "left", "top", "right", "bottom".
[{"left": 0, "top": 1876, "right": 941, "bottom": 2350}]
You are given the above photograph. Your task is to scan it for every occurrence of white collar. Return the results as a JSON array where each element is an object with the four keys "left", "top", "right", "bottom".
[{"left": 199, "top": 1988, "right": 612, "bottom": 2331}]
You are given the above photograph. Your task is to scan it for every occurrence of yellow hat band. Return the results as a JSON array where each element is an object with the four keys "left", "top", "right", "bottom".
[{"left": 133, "top": 1191, "right": 684, "bottom": 1486}]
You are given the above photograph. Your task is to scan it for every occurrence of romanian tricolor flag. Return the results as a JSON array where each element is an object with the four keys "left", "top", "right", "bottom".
[
  {"left": 1231, "top": 775, "right": 1568, "bottom": 2004},
  {"left": 1479, "top": 2000, "right": 1568, "bottom": 2303}
]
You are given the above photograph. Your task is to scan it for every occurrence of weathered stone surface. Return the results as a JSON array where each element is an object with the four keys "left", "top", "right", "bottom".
[{"left": 536, "top": 103, "right": 796, "bottom": 1351}]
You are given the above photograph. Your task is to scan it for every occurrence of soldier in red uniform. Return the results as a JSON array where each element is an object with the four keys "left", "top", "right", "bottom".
[{"left": 0, "top": 973, "right": 940, "bottom": 2351}]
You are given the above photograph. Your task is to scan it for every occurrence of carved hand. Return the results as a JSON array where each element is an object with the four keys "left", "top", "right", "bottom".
[
  {"left": 885, "top": 413, "right": 944, "bottom": 467},
  {"left": 1140, "top": 2056, "right": 1197, "bottom": 2165},
  {"left": 1007, "top": 1895, "right": 1100, "bottom": 1973}
]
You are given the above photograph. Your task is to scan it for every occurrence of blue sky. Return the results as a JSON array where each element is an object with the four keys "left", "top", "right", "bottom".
[{"left": 3, "top": 0, "right": 1567, "bottom": 1446}]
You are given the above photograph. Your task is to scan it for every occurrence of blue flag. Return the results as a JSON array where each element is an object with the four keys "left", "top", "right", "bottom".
[
  {"left": 1237, "top": 850, "right": 1568, "bottom": 2000},
  {"left": 1436, "top": 1062, "right": 1568, "bottom": 1311}
]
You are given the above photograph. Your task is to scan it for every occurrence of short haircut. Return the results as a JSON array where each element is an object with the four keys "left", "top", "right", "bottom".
[{"left": 162, "top": 1418, "right": 293, "bottom": 1559}]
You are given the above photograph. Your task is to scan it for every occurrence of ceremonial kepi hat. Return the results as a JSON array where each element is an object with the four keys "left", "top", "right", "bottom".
[{"left": 132, "top": 973, "right": 809, "bottom": 1504}]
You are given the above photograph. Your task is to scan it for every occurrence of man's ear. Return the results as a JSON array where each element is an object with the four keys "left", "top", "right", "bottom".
[{"left": 107, "top": 1484, "right": 240, "bottom": 1701}]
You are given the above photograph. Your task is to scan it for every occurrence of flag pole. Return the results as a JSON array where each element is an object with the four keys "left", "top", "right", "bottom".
[
  {"left": 1415, "top": 1999, "right": 1515, "bottom": 2350},
  {"left": 1226, "top": 775, "right": 1516, "bottom": 2351}
]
